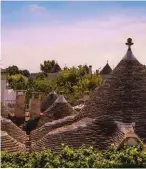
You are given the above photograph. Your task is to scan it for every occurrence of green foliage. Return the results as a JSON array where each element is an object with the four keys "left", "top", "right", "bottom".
[
  {"left": 40, "top": 60, "right": 61, "bottom": 73},
  {"left": 19, "top": 69, "right": 30, "bottom": 78},
  {"left": 1, "top": 145, "right": 146, "bottom": 168},
  {"left": 6, "top": 64, "right": 102, "bottom": 105},
  {"left": 6, "top": 65, "right": 19, "bottom": 75},
  {"left": 6, "top": 65, "right": 30, "bottom": 77},
  {"left": 55, "top": 66, "right": 102, "bottom": 103},
  {"left": 35, "top": 72, "right": 47, "bottom": 80},
  {"left": 7, "top": 74, "right": 28, "bottom": 90}
]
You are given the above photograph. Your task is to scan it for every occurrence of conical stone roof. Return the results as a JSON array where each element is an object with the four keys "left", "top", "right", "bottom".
[
  {"left": 40, "top": 91, "right": 58, "bottom": 112},
  {"left": 76, "top": 38, "right": 146, "bottom": 140},
  {"left": 1, "top": 131, "right": 26, "bottom": 152},
  {"left": 100, "top": 62, "right": 112, "bottom": 75},
  {"left": 1, "top": 103, "right": 9, "bottom": 118},
  {"left": 1, "top": 117, "right": 26, "bottom": 144},
  {"left": 38, "top": 95, "right": 77, "bottom": 127}
]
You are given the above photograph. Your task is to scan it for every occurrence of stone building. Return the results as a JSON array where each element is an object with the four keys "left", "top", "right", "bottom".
[{"left": 31, "top": 38, "right": 146, "bottom": 152}]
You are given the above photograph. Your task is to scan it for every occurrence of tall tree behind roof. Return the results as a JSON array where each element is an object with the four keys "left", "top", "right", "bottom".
[
  {"left": 6, "top": 65, "right": 19, "bottom": 75},
  {"left": 40, "top": 60, "right": 61, "bottom": 73}
]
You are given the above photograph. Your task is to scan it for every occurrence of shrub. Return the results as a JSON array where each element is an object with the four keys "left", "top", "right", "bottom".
[{"left": 1, "top": 145, "right": 146, "bottom": 168}]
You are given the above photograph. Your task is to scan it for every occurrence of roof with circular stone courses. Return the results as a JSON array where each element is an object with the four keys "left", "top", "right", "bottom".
[
  {"left": 31, "top": 114, "right": 144, "bottom": 153},
  {"left": 31, "top": 115, "right": 127, "bottom": 152},
  {"left": 75, "top": 38, "right": 146, "bottom": 142},
  {"left": 30, "top": 115, "right": 75, "bottom": 143},
  {"left": 31, "top": 117, "right": 95, "bottom": 152},
  {"left": 40, "top": 91, "right": 58, "bottom": 112},
  {"left": 1, "top": 131, "right": 26, "bottom": 152},
  {"left": 37, "top": 95, "right": 77, "bottom": 127},
  {"left": 1, "top": 117, "right": 26, "bottom": 144}
]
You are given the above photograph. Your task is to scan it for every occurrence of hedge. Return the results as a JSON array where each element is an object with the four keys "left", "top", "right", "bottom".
[{"left": 1, "top": 145, "right": 146, "bottom": 168}]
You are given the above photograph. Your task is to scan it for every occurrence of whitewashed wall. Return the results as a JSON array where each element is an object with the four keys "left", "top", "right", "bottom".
[
  {"left": 5, "top": 89, "right": 16, "bottom": 105},
  {"left": 1, "top": 79, "right": 6, "bottom": 105}
]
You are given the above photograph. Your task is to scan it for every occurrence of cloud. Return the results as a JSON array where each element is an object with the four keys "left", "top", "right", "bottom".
[
  {"left": 28, "top": 4, "right": 47, "bottom": 13},
  {"left": 1, "top": 12, "right": 146, "bottom": 73}
]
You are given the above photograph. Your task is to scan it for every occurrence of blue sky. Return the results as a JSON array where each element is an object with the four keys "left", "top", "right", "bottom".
[
  {"left": 2, "top": 1, "right": 146, "bottom": 26},
  {"left": 1, "top": 1, "right": 146, "bottom": 72}
]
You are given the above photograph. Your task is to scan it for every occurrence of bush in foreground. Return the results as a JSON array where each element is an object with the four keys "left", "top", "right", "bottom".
[{"left": 1, "top": 145, "right": 146, "bottom": 168}]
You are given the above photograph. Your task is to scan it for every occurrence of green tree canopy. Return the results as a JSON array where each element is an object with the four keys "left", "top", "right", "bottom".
[
  {"left": 6, "top": 65, "right": 19, "bottom": 75},
  {"left": 19, "top": 69, "right": 30, "bottom": 78},
  {"left": 7, "top": 74, "right": 28, "bottom": 90},
  {"left": 40, "top": 60, "right": 61, "bottom": 73}
]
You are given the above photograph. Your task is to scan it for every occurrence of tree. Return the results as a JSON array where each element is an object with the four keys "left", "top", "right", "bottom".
[
  {"left": 51, "top": 63, "right": 61, "bottom": 73},
  {"left": 1, "top": 145, "right": 146, "bottom": 168},
  {"left": 33, "top": 79, "right": 53, "bottom": 93},
  {"left": 40, "top": 60, "right": 61, "bottom": 73},
  {"left": 83, "top": 64, "right": 90, "bottom": 74},
  {"left": 35, "top": 72, "right": 47, "bottom": 80},
  {"left": 6, "top": 65, "right": 19, "bottom": 75},
  {"left": 7, "top": 74, "right": 28, "bottom": 90},
  {"left": 20, "top": 69, "right": 30, "bottom": 78}
]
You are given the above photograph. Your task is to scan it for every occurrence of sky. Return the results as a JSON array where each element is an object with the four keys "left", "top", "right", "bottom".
[{"left": 1, "top": 1, "right": 146, "bottom": 73}]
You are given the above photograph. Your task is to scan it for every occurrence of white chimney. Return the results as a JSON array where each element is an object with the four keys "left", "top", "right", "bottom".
[{"left": 89, "top": 65, "right": 92, "bottom": 74}]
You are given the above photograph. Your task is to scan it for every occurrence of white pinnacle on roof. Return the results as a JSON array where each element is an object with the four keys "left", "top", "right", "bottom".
[
  {"left": 55, "top": 95, "right": 67, "bottom": 103},
  {"left": 123, "top": 48, "right": 137, "bottom": 60},
  {"left": 122, "top": 38, "right": 137, "bottom": 60}
]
